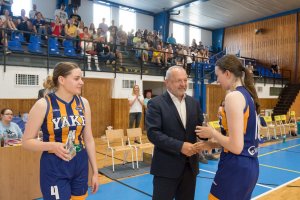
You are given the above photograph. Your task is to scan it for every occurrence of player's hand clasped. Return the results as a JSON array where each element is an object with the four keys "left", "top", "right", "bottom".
[
  {"left": 195, "top": 125, "right": 215, "bottom": 139},
  {"left": 52, "top": 142, "right": 71, "bottom": 161}
]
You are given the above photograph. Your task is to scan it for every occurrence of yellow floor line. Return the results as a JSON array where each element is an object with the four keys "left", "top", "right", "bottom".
[
  {"left": 259, "top": 144, "right": 300, "bottom": 157},
  {"left": 259, "top": 163, "right": 300, "bottom": 174}
]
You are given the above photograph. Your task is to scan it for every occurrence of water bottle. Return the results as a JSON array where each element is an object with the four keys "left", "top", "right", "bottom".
[
  {"left": 282, "top": 135, "right": 286, "bottom": 143},
  {"left": 0, "top": 133, "right": 4, "bottom": 147},
  {"left": 198, "top": 113, "right": 209, "bottom": 141},
  {"left": 202, "top": 113, "right": 209, "bottom": 126}
]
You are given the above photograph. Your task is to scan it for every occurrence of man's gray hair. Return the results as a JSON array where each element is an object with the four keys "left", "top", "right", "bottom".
[{"left": 165, "top": 66, "right": 186, "bottom": 80}]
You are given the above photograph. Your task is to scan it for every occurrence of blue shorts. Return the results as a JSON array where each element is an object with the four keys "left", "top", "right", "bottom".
[
  {"left": 209, "top": 152, "right": 259, "bottom": 200},
  {"left": 40, "top": 149, "right": 89, "bottom": 200}
]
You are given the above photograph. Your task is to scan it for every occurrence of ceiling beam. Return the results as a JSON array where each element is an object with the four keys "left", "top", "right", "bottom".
[
  {"left": 167, "top": 0, "right": 208, "bottom": 12},
  {"left": 92, "top": 0, "right": 155, "bottom": 16}
]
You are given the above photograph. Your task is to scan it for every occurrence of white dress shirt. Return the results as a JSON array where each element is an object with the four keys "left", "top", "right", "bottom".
[{"left": 168, "top": 90, "right": 186, "bottom": 129}]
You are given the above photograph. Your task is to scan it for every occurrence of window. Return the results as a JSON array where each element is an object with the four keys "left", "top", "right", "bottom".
[
  {"left": 173, "top": 23, "right": 185, "bottom": 45},
  {"left": 12, "top": 0, "right": 32, "bottom": 16},
  {"left": 122, "top": 80, "right": 136, "bottom": 89},
  {"left": 119, "top": 9, "right": 136, "bottom": 33},
  {"left": 93, "top": 3, "right": 111, "bottom": 28},
  {"left": 15, "top": 74, "right": 39, "bottom": 86},
  {"left": 189, "top": 26, "right": 201, "bottom": 46}
]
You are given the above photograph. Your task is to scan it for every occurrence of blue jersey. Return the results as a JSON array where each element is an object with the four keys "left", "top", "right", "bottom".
[
  {"left": 41, "top": 93, "right": 85, "bottom": 146},
  {"left": 40, "top": 93, "right": 89, "bottom": 200},
  {"left": 210, "top": 86, "right": 259, "bottom": 200},
  {"left": 220, "top": 86, "right": 259, "bottom": 157}
]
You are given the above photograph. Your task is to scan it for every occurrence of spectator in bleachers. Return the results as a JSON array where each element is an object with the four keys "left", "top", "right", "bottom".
[
  {"left": 270, "top": 62, "right": 279, "bottom": 74},
  {"left": 143, "top": 29, "right": 148, "bottom": 40},
  {"left": 95, "top": 36, "right": 115, "bottom": 65},
  {"left": 54, "top": 3, "right": 68, "bottom": 25},
  {"left": 246, "top": 62, "right": 254, "bottom": 74},
  {"left": 164, "top": 43, "right": 174, "bottom": 65},
  {"left": 69, "top": 6, "right": 81, "bottom": 27},
  {"left": 80, "top": 26, "right": 99, "bottom": 71},
  {"left": 203, "top": 47, "right": 209, "bottom": 63},
  {"left": 151, "top": 44, "right": 164, "bottom": 66},
  {"left": 93, "top": 27, "right": 103, "bottom": 41},
  {"left": 108, "top": 19, "right": 118, "bottom": 51},
  {"left": 185, "top": 47, "right": 193, "bottom": 76},
  {"left": 127, "top": 28, "right": 134, "bottom": 46},
  {"left": 141, "top": 39, "right": 149, "bottom": 64},
  {"left": 33, "top": 12, "right": 47, "bottom": 39},
  {"left": 16, "top": 9, "right": 31, "bottom": 42},
  {"left": 98, "top": 18, "right": 108, "bottom": 39},
  {"left": 29, "top": 4, "right": 37, "bottom": 20},
  {"left": 51, "top": 16, "right": 62, "bottom": 37},
  {"left": 0, "top": 8, "right": 15, "bottom": 54},
  {"left": 65, "top": 18, "right": 77, "bottom": 39},
  {"left": 197, "top": 48, "right": 205, "bottom": 62},
  {"left": 0, "top": 108, "right": 23, "bottom": 139},
  {"left": 117, "top": 25, "right": 127, "bottom": 51},
  {"left": 77, "top": 20, "right": 84, "bottom": 34},
  {"left": 175, "top": 44, "right": 185, "bottom": 65},
  {"left": 1, "top": 9, "right": 16, "bottom": 30},
  {"left": 0, "top": 0, "right": 13, "bottom": 16},
  {"left": 88, "top": 23, "right": 96, "bottom": 37},
  {"left": 166, "top": 33, "right": 176, "bottom": 45},
  {"left": 191, "top": 38, "right": 197, "bottom": 49},
  {"left": 198, "top": 41, "right": 204, "bottom": 50}
]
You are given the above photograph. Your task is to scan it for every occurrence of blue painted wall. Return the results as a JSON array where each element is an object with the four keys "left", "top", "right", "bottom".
[
  {"left": 212, "top": 28, "right": 224, "bottom": 53},
  {"left": 154, "top": 11, "right": 170, "bottom": 42}
]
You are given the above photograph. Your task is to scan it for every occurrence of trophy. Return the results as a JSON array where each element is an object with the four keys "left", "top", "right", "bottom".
[{"left": 65, "top": 131, "right": 76, "bottom": 161}]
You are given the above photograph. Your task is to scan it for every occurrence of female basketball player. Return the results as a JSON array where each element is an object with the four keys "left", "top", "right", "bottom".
[
  {"left": 23, "top": 62, "right": 99, "bottom": 200},
  {"left": 195, "top": 55, "right": 260, "bottom": 200}
]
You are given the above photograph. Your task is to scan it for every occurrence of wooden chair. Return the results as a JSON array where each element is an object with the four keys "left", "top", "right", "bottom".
[
  {"left": 126, "top": 128, "right": 154, "bottom": 168},
  {"left": 263, "top": 116, "right": 277, "bottom": 139},
  {"left": 105, "top": 129, "right": 135, "bottom": 172}
]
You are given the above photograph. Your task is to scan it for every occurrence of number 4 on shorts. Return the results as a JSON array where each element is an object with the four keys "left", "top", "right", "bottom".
[{"left": 51, "top": 185, "right": 60, "bottom": 199}]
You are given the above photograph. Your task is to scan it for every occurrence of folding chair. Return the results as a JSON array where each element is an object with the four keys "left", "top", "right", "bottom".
[
  {"left": 258, "top": 117, "right": 271, "bottom": 140},
  {"left": 274, "top": 115, "right": 284, "bottom": 137},
  {"left": 105, "top": 129, "right": 135, "bottom": 172},
  {"left": 280, "top": 115, "right": 292, "bottom": 136},
  {"left": 263, "top": 116, "right": 277, "bottom": 139},
  {"left": 126, "top": 128, "right": 154, "bottom": 168}
]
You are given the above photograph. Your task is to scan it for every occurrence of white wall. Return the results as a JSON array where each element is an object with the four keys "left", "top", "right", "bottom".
[
  {"left": 0, "top": 64, "right": 192, "bottom": 99},
  {"left": 201, "top": 29, "right": 212, "bottom": 48},
  {"left": 255, "top": 83, "right": 282, "bottom": 98},
  {"left": 0, "top": 65, "right": 51, "bottom": 98},
  {"left": 33, "top": 0, "right": 56, "bottom": 20},
  {"left": 78, "top": 0, "right": 93, "bottom": 25},
  {"left": 136, "top": 13, "right": 153, "bottom": 31}
]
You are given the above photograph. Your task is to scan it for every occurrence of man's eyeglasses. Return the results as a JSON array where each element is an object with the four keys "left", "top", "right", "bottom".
[{"left": 3, "top": 113, "right": 13, "bottom": 116}]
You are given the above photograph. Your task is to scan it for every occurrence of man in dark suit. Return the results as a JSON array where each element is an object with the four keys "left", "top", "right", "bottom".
[{"left": 146, "top": 66, "right": 203, "bottom": 200}]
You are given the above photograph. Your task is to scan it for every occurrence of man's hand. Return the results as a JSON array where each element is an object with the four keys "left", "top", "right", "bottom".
[{"left": 181, "top": 142, "right": 197, "bottom": 157}]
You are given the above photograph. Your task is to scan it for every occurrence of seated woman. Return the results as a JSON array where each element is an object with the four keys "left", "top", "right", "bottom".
[{"left": 0, "top": 108, "right": 22, "bottom": 140}]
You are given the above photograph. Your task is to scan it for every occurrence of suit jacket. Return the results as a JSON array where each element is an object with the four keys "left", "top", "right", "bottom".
[{"left": 146, "top": 92, "right": 203, "bottom": 178}]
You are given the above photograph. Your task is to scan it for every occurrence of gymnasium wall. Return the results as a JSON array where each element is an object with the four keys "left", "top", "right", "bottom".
[
  {"left": 205, "top": 84, "right": 278, "bottom": 121},
  {"left": 223, "top": 13, "right": 300, "bottom": 82}
]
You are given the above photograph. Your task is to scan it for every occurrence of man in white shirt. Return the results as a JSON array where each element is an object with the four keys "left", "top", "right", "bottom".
[
  {"left": 54, "top": 3, "right": 68, "bottom": 25},
  {"left": 146, "top": 66, "right": 204, "bottom": 200}
]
